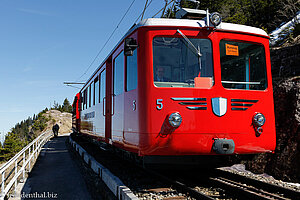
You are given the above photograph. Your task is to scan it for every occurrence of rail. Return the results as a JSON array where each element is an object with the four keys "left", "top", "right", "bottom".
[
  {"left": 210, "top": 169, "right": 300, "bottom": 200},
  {"left": 0, "top": 130, "right": 52, "bottom": 200}
]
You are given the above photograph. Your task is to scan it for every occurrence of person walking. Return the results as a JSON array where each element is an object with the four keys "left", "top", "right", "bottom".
[{"left": 52, "top": 124, "right": 59, "bottom": 137}]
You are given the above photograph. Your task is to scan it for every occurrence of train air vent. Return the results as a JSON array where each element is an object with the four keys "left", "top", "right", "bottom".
[
  {"left": 231, "top": 99, "right": 258, "bottom": 111},
  {"left": 171, "top": 97, "right": 207, "bottom": 110}
]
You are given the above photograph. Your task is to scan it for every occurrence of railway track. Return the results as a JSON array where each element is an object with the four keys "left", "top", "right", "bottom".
[
  {"left": 142, "top": 168, "right": 215, "bottom": 200},
  {"left": 147, "top": 168, "right": 300, "bottom": 200},
  {"left": 72, "top": 134, "right": 300, "bottom": 200},
  {"left": 209, "top": 169, "right": 300, "bottom": 200}
]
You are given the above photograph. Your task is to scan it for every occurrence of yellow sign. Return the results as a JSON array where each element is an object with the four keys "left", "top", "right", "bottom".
[{"left": 225, "top": 44, "right": 239, "bottom": 56}]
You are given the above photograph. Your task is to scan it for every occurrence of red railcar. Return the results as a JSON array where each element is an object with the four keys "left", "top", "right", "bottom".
[
  {"left": 72, "top": 10, "right": 276, "bottom": 165},
  {"left": 72, "top": 93, "right": 81, "bottom": 132}
]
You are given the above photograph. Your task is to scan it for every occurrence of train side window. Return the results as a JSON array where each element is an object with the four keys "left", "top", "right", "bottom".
[
  {"left": 100, "top": 70, "right": 106, "bottom": 101},
  {"left": 83, "top": 89, "right": 87, "bottom": 110},
  {"left": 95, "top": 77, "right": 99, "bottom": 104},
  {"left": 126, "top": 48, "right": 137, "bottom": 91},
  {"left": 87, "top": 85, "right": 90, "bottom": 108},
  {"left": 91, "top": 82, "right": 94, "bottom": 106},
  {"left": 89, "top": 85, "right": 92, "bottom": 107},
  {"left": 85, "top": 89, "right": 87, "bottom": 109},
  {"left": 81, "top": 92, "right": 84, "bottom": 110},
  {"left": 114, "top": 52, "right": 124, "bottom": 96}
]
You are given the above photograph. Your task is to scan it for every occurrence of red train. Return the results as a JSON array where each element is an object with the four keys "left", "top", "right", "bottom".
[{"left": 72, "top": 9, "right": 276, "bottom": 166}]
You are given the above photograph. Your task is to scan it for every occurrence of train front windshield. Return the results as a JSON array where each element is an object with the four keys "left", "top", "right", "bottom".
[
  {"left": 220, "top": 40, "right": 267, "bottom": 90},
  {"left": 153, "top": 37, "right": 214, "bottom": 88}
]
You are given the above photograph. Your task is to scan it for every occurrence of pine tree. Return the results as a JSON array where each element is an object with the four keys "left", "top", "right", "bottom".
[
  {"left": 165, "top": 0, "right": 284, "bottom": 32},
  {"left": 62, "top": 98, "right": 72, "bottom": 113},
  {"left": 2, "top": 132, "right": 27, "bottom": 160}
]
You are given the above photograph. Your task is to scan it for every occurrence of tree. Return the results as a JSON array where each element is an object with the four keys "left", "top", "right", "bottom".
[
  {"left": 0, "top": 107, "right": 52, "bottom": 161},
  {"left": 51, "top": 98, "right": 72, "bottom": 113},
  {"left": 1, "top": 132, "right": 27, "bottom": 160},
  {"left": 162, "top": 0, "right": 289, "bottom": 33},
  {"left": 275, "top": 0, "right": 300, "bottom": 26},
  {"left": 61, "top": 98, "right": 72, "bottom": 113},
  {"left": 53, "top": 101, "right": 60, "bottom": 110}
]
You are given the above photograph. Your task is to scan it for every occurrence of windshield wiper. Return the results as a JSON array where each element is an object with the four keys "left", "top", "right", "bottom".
[
  {"left": 177, "top": 29, "right": 202, "bottom": 75},
  {"left": 177, "top": 29, "right": 202, "bottom": 57},
  {"left": 197, "top": 45, "right": 202, "bottom": 75}
]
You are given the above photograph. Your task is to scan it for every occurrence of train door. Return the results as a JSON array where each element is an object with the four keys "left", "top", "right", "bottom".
[
  {"left": 111, "top": 48, "right": 125, "bottom": 144},
  {"left": 100, "top": 69, "right": 106, "bottom": 137},
  {"left": 94, "top": 68, "right": 106, "bottom": 138},
  {"left": 124, "top": 44, "right": 139, "bottom": 146}
]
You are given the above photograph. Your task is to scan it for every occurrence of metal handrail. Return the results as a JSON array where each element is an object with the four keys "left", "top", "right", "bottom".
[{"left": 0, "top": 130, "right": 52, "bottom": 199}]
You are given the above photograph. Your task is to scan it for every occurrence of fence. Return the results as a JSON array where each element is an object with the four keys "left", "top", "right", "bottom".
[{"left": 0, "top": 131, "right": 52, "bottom": 200}]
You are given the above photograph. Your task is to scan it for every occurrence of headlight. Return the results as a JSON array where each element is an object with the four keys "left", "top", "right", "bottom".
[
  {"left": 210, "top": 12, "right": 222, "bottom": 26},
  {"left": 168, "top": 112, "right": 182, "bottom": 128},
  {"left": 253, "top": 113, "right": 265, "bottom": 127}
]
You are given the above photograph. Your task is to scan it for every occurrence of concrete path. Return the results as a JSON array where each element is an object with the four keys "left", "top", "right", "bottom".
[{"left": 21, "top": 135, "right": 93, "bottom": 200}]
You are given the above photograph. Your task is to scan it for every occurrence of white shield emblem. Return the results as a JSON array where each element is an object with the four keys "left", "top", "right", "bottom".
[{"left": 212, "top": 97, "right": 227, "bottom": 117}]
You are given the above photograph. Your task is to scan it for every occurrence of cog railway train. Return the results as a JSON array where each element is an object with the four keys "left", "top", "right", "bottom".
[{"left": 72, "top": 8, "right": 276, "bottom": 166}]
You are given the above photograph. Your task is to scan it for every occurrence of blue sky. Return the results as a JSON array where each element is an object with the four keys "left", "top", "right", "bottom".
[{"left": 0, "top": 0, "right": 166, "bottom": 140}]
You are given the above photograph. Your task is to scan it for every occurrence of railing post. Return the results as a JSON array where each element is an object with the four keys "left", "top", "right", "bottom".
[
  {"left": 22, "top": 152, "right": 25, "bottom": 182},
  {"left": 33, "top": 143, "right": 35, "bottom": 160},
  {"left": 38, "top": 138, "right": 41, "bottom": 152},
  {"left": 14, "top": 160, "right": 17, "bottom": 195},
  {"left": 35, "top": 141, "right": 37, "bottom": 158},
  {"left": 1, "top": 171, "right": 5, "bottom": 199},
  {"left": 36, "top": 140, "right": 38, "bottom": 154},
  {"left": 28, "top": 147, "right": 31, "bottom": 171}
]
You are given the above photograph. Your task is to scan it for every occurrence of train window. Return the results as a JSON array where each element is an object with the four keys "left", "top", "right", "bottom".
[
  {"left": 85, "top": 87, "right": 88, "bottom": 109},
  {"left": 89, "top": 85, "right": 92, "bottom": 107},
  {"left": 87, "top": 85, "right": 90, "bottom": 108},
  {"left": 81, "top": 92, "right": 84, "bottom": 110},
  {"left": 84, "top": 89, "right": 87, "bottom": 110},
  {"left": 153, "top": 37, "right": 213, "bottom": 88},
  {"left": 220, "top": 40, "right": 267, "bottom": 90},
  {"left": 100, "top": 70, "right": 106, "bottom": 101},
  {"left": 95, "top": 77, "right": 99, "bottom": 104},
  {"left": 91, "top": 82, "right": 94, "bottom": 106},
  {"left": 126, "top": 48, "right": 137, "bottom": 91},
  {"left": 114, "top": 52, "right": 124, "bottom": 96}
]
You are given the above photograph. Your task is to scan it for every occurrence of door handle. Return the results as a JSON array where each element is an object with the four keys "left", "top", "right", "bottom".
[
  {"left": 102, "top": 97, "right": 106, "bottom": 116},
  {"left": 112, "top": 94, "right": 115, "bottom": 116}
]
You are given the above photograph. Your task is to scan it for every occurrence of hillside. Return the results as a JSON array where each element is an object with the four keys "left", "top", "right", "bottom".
[
  {"left": 43, "top": 110, "right": 72, "bottom": 135},
  {"left": 246, "top": 77, "right": 300, "bottom": 183},
  {"left": 0, "top": 108, "right": 72, "bottom": 162}
]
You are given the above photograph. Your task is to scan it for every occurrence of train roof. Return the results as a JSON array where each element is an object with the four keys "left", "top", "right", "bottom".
[
  {"left": 80, "top": 17, "right": 268, "bottom": 91},
  {"left": 136, "top": 18, "right": 268, "bottom": 37}
]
